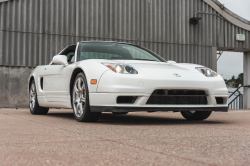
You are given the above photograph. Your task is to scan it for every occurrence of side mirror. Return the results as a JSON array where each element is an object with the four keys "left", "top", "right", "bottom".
[{"left": 52, "top": 55, "right": 68, "bottom": 67}]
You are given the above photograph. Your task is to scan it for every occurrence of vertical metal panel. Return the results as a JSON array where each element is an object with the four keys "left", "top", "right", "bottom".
[
  {"left": 189, "top": 0, "right": 194, "bottom": 45},
  {"left": 1, "top": 0, "right": 76, "bottom": 35},
  {"left": 0, "top": 0, "right": 250, "bottom": 67},
  {"left": 211, "top": 7, "right": 216, "bottom": 46},
  {"left": 0, "top": 31, "right": 79, "bottom": 67},
  {"left": 246, "top": 31, "right": 249, "bottom": 49}
]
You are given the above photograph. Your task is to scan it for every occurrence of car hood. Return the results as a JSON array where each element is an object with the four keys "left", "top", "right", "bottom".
[{"left": 94, "top": 59, "right": 204, "bottom": 74}]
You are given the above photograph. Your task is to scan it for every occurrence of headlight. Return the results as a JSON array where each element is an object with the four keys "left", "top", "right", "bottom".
[
  {"left": 102, "top": 63, "right": 138, "bottom": 74},
  {"left": 196, "top": 67, "right": 218, "bottom": 77}
]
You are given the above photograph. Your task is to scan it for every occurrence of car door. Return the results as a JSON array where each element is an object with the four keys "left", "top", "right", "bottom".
[
  {"left": 43, "top": 49, "right": 76, "bottom": 102},
  {"left": 43, "top": 63, "right": 70, "bottom": 102}
]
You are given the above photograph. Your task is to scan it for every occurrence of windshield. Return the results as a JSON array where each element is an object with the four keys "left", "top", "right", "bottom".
[{"left": 77, "top": 42, "right": 166, "bottom": 62}]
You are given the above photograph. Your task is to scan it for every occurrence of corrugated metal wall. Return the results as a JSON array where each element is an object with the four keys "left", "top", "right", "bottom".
[{"left": 0, "top": 0, "right": 249, "bottom": 67}]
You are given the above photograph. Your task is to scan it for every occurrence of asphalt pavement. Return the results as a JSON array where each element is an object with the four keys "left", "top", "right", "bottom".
[{"left": 0, "top": 109, "right": 250, "bottom": 166}]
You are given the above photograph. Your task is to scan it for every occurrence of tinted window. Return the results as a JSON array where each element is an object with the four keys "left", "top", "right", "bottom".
[
  {"left": 77, "top": 42, "right": 166, "bottom": 62},
  {"left": 67, "top": 52, "right": 75, "bottom": 63}
]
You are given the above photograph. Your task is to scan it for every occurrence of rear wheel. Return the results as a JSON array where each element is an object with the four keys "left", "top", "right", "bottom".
[
  {"left": 29, "top": 81, "right": 49, "bottom": 115},
  {"left": 112, "top": 112, "right": 128, "bottom": 115},
  {"left": 72, "top": 73, "right": 101, "bottom": 122},
  {"left": 181, "top": 111, "right": 212, "bottom": 121}
]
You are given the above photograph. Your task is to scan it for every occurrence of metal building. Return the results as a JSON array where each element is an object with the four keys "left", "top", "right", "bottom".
[{"left": 0, "top": 0, "right": 250, "bottom": 108}]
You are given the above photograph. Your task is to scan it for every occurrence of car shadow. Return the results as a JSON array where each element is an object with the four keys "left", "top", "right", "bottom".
[
  {"left": 97, "top": 113, "right": 228, "bottom": 125},
  {"left": 47, "top": 112, "right": 75, "bottom": 119},
  {"left": 47, "top": 112, "right": 229, "bottom": 126}
]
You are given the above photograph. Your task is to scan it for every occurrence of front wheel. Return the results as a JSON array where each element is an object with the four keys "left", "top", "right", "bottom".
[
  {"left": 181, "top": 111, "right": 212, "bottom": 121},
  {"left": 29, "top": 81, "right": 49, "bottom": 115},
  {"left": 72, "top": 73, "right": 101, "bottom": 122}
]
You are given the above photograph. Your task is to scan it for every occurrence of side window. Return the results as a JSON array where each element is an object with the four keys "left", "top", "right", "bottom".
[
  {"left": 67, "top": 52, "right": 75, "bottom": 63},
  {"left": 57, "top": 44, "right": 77, "bottom": 64}
]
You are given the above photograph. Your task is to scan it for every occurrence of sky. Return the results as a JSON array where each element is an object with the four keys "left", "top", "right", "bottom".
[{"left": 216, "top": 0, "right": 250, "bottom": 80}]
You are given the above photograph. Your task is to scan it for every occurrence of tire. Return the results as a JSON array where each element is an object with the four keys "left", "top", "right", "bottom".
[
  {"left": 112, "top": 112, "right": 128, "bottom": 115},
  {"left": 181, "top": 111, "right": 212, "bottom": 121},
  {"left": 29, "top": 81, "right": 49, "bottom": 115},
  {"left": 72, "top": 73, "right": 101, "bottom": 122}
]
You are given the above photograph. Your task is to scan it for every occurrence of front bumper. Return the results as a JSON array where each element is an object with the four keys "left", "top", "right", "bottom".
[
  {"left": 90, "top": 69, "right": 229, "bottom": 112},
  {"left": 89, "top": 92, "right": 229, "bottom": 112}
]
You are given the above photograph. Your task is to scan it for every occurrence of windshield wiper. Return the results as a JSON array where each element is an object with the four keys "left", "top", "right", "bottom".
[{"left": 133, "top": 59, "right": 158, "bottom": 62}]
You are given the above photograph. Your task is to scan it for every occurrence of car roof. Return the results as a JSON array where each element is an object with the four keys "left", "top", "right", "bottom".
[
  {"left": 80, "top": 41, "right": 138, "bottom": 47},
  {"left": 59, "top": 41, "right": 140, "bottom": 55}
]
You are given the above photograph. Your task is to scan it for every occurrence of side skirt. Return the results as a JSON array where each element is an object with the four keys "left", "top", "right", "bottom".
[{"left": 37, "top": 96, "right": 72, "bottom": 108}]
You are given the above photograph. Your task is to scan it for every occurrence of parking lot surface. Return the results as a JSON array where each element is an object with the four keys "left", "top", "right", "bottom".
[{"left": 0, "top": 109, "right": 250, "bottom": 166}]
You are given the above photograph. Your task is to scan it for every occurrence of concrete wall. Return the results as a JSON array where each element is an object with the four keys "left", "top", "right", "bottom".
[
  {"left": 244, "top": 52, "right": 250, "bottom": 109},
  {"left": 0, "top": 67, "right": 33, "bottom": 108}
]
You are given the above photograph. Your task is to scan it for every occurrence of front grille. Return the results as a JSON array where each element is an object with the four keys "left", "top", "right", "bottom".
[{"left": 146, "top": 90, "right": 208, "bottom": 105}]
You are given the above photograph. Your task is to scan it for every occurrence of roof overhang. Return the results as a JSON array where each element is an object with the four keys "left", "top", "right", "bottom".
[
  {"left": 212, "top": 0, "right": 250, "bottom": 25},
  {"left": 203, "top": 0, "right": 250, "bottom": 31}
]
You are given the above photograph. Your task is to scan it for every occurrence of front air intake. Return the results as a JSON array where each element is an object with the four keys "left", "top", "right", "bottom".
[
  {"left": 117, "top": 96, "right": 137, "bottom": 104},
  {"left": 146, "top": 90, "right": 208, "bottom": 105},
  {"left": 216, "top": 97, "right": 224, "bottom": 104},
  {"left": 40, "top": 77, "right": 43, "bottom": 90}
]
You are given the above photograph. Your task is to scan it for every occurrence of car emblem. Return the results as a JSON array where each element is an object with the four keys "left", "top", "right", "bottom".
[{"left": 173, "top": 73, "right": 181, "bottom": 77}]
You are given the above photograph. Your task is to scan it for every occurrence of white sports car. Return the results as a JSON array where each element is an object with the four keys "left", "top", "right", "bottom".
[{"left": 28, "top": 41, "right": 228, "bottom": 122}]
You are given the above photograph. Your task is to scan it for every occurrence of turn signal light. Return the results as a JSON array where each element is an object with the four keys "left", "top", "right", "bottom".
[
  {"left": 105, "top": 65, "right": 117, "bottom": 73},
  {"left": 91, "top": 79, "right": 97, "bottom": 84}
]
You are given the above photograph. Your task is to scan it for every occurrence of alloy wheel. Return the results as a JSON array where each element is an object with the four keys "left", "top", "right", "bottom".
[
  {"left": 30, "top": 83, "right": 36, "bottom": 110},
  {"left": 73, "top": 77, "right": 86, "bottom": 118}
]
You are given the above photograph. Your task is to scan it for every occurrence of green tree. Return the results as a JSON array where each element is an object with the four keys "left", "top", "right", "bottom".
[
  {"left": 238, "top": 73, "right": 243, "bottom": 80},
  {"left": 236, "top": 73, "right": 243, "bottom": 87},
  {"left": 232, "top": 75, "right": 235, "bottom": 80}
]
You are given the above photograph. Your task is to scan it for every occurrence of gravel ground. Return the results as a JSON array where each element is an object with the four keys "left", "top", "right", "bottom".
[{"left": 0, "top": 109, "right": 250, "bottom": 166}]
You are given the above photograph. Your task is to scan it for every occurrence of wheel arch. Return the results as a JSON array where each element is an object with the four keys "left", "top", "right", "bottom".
[
  {"left": 29, "top": 76, "right": 35, "bottom": 90},
  {"left": 28, "top": 75, "right": 35, "bottom": 102},
  {"left": 69, "top": 67, "right": 87, "bottom": 105}
]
